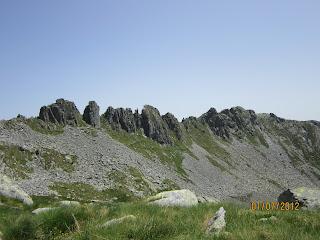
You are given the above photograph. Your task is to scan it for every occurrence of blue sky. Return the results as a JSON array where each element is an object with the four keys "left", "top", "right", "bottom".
[{"left": 0, "top": 0, "right": 319, "bottom": 121}]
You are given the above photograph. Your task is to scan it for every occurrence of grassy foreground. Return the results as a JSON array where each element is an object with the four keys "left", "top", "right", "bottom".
[{"left": 0, "top": 197, "right": 320, "bottom": 240}]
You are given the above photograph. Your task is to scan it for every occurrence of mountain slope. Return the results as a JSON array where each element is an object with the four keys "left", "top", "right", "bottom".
[{"left": 0, "top": 99, "right": 319, "bottom": 202}]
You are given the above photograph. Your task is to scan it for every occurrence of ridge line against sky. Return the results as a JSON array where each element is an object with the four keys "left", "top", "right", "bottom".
[{"left": 0, "top": 0, "right": 319, "bottom": 121}]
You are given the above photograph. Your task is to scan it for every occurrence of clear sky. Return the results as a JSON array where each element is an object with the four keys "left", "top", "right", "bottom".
[{"left": 0, "top": 0, "right": 319, "bottom": 121}]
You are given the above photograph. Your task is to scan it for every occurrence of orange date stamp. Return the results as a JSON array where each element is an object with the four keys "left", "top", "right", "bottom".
[{"left": 250, "top": 201, "right": 300, "bottom": 211}]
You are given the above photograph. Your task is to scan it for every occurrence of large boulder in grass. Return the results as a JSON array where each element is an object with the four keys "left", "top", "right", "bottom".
[
  {"left": 278, "top": 187, "right": 320, "bottom": 209},
  {"left": 0, "top": 175, "right": 33, "bottom": 206},
  {"left": 39, "top": 98, "right": 81, "bottom": 126},
  {"left": 148, "top": 189, "right": 198, "bottom": 207}
]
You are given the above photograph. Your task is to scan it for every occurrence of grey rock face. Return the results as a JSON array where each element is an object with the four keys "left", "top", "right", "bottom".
[
  {"left": 39, "top": 99, "right": 81, "bottom": 126},
  {"left": 83, "top": 101, "right": 100, "bottom": 128},
  {"left": 201, "top": 107, "right": 258, "bottom": 138},
  {"left": 104, "top": 107, "right": 136, "bottom": 133},
  {"left": 148, "top": 189, "right": 198, "bottom": 207},
  {"left": 162, "top": 113, "right": 184, "bottom": 140},
  {"left": 141, "top": 105, "right": 172, "bottom": 144},
  {"left": 278, "top": 187, "right": 320, "bottom": 209},
  {"left": 206, "top": 207, "right": 226, "bottom": 234}
]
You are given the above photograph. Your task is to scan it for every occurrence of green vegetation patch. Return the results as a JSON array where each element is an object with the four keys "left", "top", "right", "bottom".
[
  {"left": 50, "top": 182, "right": 135, "bottom": 203},
  {"left": 2, "top": 201, "right": 320, "bottom": 240},
  {"left": 184, "top": 121, "right": 230, "bottom": 160},
  {"left": 128, "top": 167, "right": 154, "bottom": 195},
  {"left": 246, "top": 131, "right": 269, "bottom": 148},
  {"left": 161, "top": 178, "right": 180, "bottom": 191},
  {"left": 40, "top": 148, "right": 77, "bottom": 173},
  {"left": 24, "top": 118, "right": 64, "bottom": 135},
  {"left": 102, "top": 120, "right": 189, "bottom": 177},
  {"left": 0, "top": 143, "right": 33, "bottom": 179}
]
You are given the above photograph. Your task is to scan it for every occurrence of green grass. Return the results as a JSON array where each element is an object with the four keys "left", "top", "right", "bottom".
[
  {"left": 24, "top": 118, "right": 64, "bottom": 135},
  {"left": 49, "top": 182, "right": 136, "bottom": 203},
  {"left": 185, "top": 122, "right": 230, "bottom": 160},
  {"left": 161, "top": 179, "right": 180, "bottom": 191},
  {"left": 128, "top": 167, "right": 155, "bottom": 195},
  {"left": 101, "top": 120, "right": 189, "bottom": 177},
  {"left": 40, "top": 148, "right": 77, "bottom": 173},
  {"left": 1, "top": 200, "right": 320, "bottom": 240},
  {"left": 0, "top": 143, "right": 33, "bottom": 179}
]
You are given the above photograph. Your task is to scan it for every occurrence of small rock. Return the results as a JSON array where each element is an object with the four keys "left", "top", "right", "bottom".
[
  {"left": 101, "top": 215, "right": 136, "bottom": 228},
  {"left": 206, "top": 207, "right": 226, "bottom": 235},
  {"left": 59, "top": 200, "right": 80, "bottom": 207},
  {"left": 258, "top": 216, "right": 277, "bottom": 222},
  {"left": 32, "top": 207, "right": 57, "bottom": 215}
]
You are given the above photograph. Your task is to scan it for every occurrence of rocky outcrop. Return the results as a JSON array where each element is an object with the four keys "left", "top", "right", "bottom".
[
  {"left": 200, "top": 106, "right": 258, "bottom": 138},
  {"left": 141, "top": 105, "right": 172, "bottom": 144},
  {"left": 0, "top": 175, "right": 33, "bottom": 206},
  {"left": 278, "top": 187, "right": 320, "bottom": 209},
  {"left": 206, "top": 207, "right": 226, "bottom": 235},
  {"left": 104, "top": 107, "right": 137, "bottom": 133},
  {"left": 39, "top": 99, "right": 81, "bottom": 126},
  {"left": 147, "top": 189, "right": 198, "bottom": 207},
  {"left": 162, "top": 113, "right": 184, "bottom": 140},
  {"left": 83, "top": 101, "right": 100, "bottom": 128}
]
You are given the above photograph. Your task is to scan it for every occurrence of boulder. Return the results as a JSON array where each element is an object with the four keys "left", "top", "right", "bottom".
[
  {"left": 205, "top": 207, "right": 226, "bottom": 234},
  {"left": 148, "top": 189, "right": 198, "bottom": 207},
  {"left": 278, "top": 187, "right": 320, "bottom": 209},
  {"left": 162, "top": 113, "right": 184, "bottom": 140},
  {"left": 39, "top": 98, "right": 81, "bottom": 126},
  {"left": 59, "top": 200, "right": 80, "bottom": 207},
  {"left": 83, "top": 101, "right": 100, "bottom": 128},
  {"left": 101, "top": 215, "right": 136, "bottom": 228},
  {"left": 104, "top": 107, "right": 136, "bottom": 133},
  {"left": 32, "top": 207, "right": 57, "bottom": 215},
  {"left": 141, "top": 105, "right": 172, "bottom": 144},
  {"left": 0, "top": 175, "right": 33, "bottom": 206}
]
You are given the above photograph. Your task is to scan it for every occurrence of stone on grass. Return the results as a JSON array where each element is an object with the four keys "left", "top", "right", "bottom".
[
  {"left": 0, "top": 175, "right": 33, "bottom": 206},
  {"left": 148, "top": 189, "right": 198, "bottom": 207},
  {"left": 206, "top": 207, "right": 226, "bottom": 235},
  {"left": 32, "top": 207, "right": 58, "bottom": 215},
  {"left": 101, "top": 215, "right": 136, "bottom": 228},
  {"left": 59, "top": 200, "right": 80, "bottom": 207},
  {"left": 258, "top": 216, "right": 277, "bottom": 222}
]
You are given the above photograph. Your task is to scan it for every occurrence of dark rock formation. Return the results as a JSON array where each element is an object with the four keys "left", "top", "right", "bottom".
[
  {"left": 83, "top": 101, "right": 100, "bottom": 128},
  {"left": 141, "top": 105, "right": 172, "bottom": 144},
  {"left": 162, "top": 113, "right": 184, "bottom": 140},
  {"left": 278, "top": 187, "right": 320, "bottom": 209},
  {"left": 269, "top": 113, "right": 285, "bottom": 123},
  {"left": 200, "top": 106, "right": 258, "bottom": 138},
  {"left": 104, "top": 107, "right": 136, "bottom": 133},
  {"left": 39, "top": 99, "right": 81, "bottom": 126}
]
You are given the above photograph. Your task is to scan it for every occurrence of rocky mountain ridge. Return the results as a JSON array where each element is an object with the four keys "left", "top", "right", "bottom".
[{"left": 0, "top": 98, "right": 319, "bottom": 203}]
